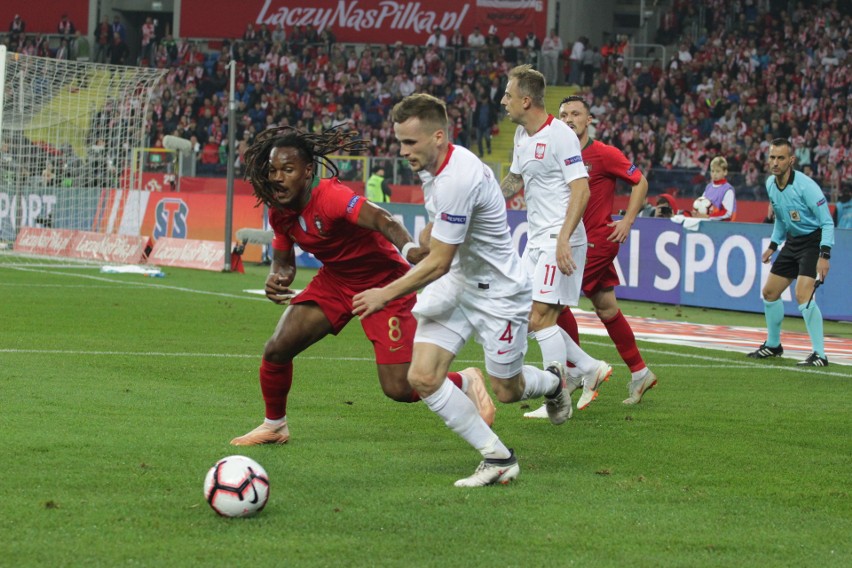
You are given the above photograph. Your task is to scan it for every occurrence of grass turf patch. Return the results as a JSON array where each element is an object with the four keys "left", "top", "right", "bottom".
[{"left": 1, "top": 264, "right": 850, "bottom": 566}]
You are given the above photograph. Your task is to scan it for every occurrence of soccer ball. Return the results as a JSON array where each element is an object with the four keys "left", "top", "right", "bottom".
[
  {"left": 693, "top": 196, "right": 714, "bottom": 216},
  {"left": 203, "top": 455, "right": 270, "bottom": 517}
]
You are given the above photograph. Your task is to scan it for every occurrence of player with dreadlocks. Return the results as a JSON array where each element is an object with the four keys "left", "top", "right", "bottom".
[{"left": 231, "top": 126, "right": 496, "bottom": 446}]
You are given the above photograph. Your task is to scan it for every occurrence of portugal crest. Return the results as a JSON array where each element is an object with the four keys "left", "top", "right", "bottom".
[{"left": 313, "top": 215, "right": 329, "bottom": 236}]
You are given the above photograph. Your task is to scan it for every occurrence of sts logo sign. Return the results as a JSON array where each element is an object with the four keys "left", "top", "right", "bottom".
[{"left": 154, "top": 198, "right": 188, "bottom": 238}]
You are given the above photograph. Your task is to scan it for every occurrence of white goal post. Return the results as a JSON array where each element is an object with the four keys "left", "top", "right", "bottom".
[
  {"left": 0, "top": 46, "right": 5, "bottom": 155},
  {"left": 0, "top": 47, "right": 166, "bottom": 265}
]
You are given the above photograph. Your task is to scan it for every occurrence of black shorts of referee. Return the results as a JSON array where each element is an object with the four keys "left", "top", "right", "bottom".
[{"left": 770, "top": 229, "right": 821, "bottom": 279}]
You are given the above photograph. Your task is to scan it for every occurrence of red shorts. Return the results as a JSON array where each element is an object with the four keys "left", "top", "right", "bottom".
[
  {"left": 291, "top": 267, "right": 416, "bottom": 365},
  {"left": 582, "top": 240, "right": 620, "bottom": 297}
]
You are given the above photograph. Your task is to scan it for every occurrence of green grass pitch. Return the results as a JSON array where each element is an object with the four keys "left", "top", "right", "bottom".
[{"left": 1, "top": 263, "right": 850, "bottom": 567}]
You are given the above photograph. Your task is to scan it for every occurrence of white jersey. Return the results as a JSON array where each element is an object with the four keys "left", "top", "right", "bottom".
[
  {"left": 419, "top": 143, "right": 528, "bottom": 298},
  {"left": 510, "top": 115, "right": 588, "bottom": 248}
]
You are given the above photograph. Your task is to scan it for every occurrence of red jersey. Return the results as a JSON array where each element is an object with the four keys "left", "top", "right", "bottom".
[
  {"left": 269, "top": 177, "right": 408, "bottom": 288},
  {"left": 581, "top": 139, "right": 643, "bottom": 243}
]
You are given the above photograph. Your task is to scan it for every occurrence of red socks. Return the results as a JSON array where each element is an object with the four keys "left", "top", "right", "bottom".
[
  {"left": 558, "top": 308, "right": 646, "bottom": 372},
  {"left": 602, "top": 310, "right": 645, "bottom": 372},
  {"left": 557, "top": 308, "right": 580, "bottom": 368},
  {"left": 259, "top": 359, "right": 467, "bottom": 411},
  {"left": 557, "top": 307, "right": 580, "bottom": 345},
  {"left": 259, "top": 358, "right": 293, "bottom": 420},
  {"left": 447, "top": 371, "right": 463, "bottom": 390}
]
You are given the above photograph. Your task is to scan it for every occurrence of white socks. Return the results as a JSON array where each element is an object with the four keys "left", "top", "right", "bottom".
[
  {"left": 520, "top": 364, "right": 560, "bottom": 400},
  {"left": 536, "top": 324, "right": 598, "bottom": 375},
  {"left": 422, "top": 379, "right": 510, "bottom": 459},
  {"left": 534, "top": 325, "right": 567, "bottom": 367},
  {"left": 631, "top": 368, "right": 649, "bottom": 382},
  {"left": 560, "top": 327, "right": 598, "bottom": 375}
]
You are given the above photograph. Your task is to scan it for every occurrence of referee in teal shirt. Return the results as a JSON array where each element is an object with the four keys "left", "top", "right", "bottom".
[{"left": 748, "top": 138, "right": 834, "bottom": 367}]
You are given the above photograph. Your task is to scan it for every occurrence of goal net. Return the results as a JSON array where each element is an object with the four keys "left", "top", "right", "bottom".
[{"left": 0, "top": 46, "right": 166, "bottom": 266}]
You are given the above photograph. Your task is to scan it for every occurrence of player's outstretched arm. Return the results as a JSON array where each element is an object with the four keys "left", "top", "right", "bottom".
[
  {"left": 355, "top": 199, "right": 428, "bottom": 263},
  {"left": 353, "top": 237, "right": 457, "bottom": 319}
]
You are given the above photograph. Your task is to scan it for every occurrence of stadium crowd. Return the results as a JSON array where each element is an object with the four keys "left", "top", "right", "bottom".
[{"left": 4, "top": 0, "right": 851, "bottom": 206}]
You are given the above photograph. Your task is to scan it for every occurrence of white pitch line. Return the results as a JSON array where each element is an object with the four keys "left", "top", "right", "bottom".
[
  {"left": 4, "top": 266, "right": 849, "bottom": 371},
  {"left": 0, "top": 283, "right": 129, "bottom": 289},
  {"left": 2, "top": 266, "right": 268, "bottom": 302},
  {"left": 2, "top": 346, "right": 850, "bottom": 378}
]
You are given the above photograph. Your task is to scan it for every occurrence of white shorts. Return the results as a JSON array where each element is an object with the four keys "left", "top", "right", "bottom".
[
  {"left": 523, "top": 244, "right": 587, "bottom": 306},
  {"left": 413, "top": 273, "right": 530, "bottom": 378}
]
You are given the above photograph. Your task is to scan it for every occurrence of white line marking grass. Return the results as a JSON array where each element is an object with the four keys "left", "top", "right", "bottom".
[
  {"left": 2, "top": 343, "right": 849, "bottom": 378},
  {"left": 5, "top": 266, "right": 849, "bottom": 372}
]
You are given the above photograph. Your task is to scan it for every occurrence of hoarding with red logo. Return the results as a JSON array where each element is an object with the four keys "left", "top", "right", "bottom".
[
  {"left": 148, "top": 237, "right": 226, "bottom": 271},
  {"left": 139, "top": 191, "right": 266, "bottom": 262},
  {"left": 179, "top": 0, "right": 547, "bottom": 44},
  {"left": 14, "top": 228, "right": 149, "bottom": 264}
]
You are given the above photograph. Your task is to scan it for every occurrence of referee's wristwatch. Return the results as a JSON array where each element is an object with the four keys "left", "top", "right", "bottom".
[{"left": 818, "top": 251, "right": 831, "bottom": 260}]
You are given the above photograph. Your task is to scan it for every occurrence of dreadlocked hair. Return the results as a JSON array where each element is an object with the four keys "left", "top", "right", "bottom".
[{"left": 244, "top": 125, "right": 369, "bottom": 208}]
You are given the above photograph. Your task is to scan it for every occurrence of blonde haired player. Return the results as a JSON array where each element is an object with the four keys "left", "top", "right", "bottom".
[
  {"left": 500, "top": 65, "right": 612, "bottom": 412},
  {"left": 526, "top": 95, "right": 657, "bottom": 419}
]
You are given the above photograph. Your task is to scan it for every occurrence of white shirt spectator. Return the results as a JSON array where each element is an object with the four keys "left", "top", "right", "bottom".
[
  {"left": 468, "top": 29, "right": 486, "bottom": 48},
  {"left": 540, "top": 30, "right": 563, "bottom": 85},
  {"left": 590, "top": 101, "right": 608, "bottom": 116},
  {"left": 570, "top": 40, "right": 585, "bottom": 62},
  {"left": 502, "top": 33, "right": 522, "bottom": 49},
  {"left": 426, "top": 29, "right": 448, "bottom": 48},
  {"left": 541, "top": 32, "right": 563, "bottom": 55},
  {"left": 399, "top": 75, "right": 416, "bottom": 97},
  {"left": 411, "top": 54, "right": 426, "bottom": 76}
]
